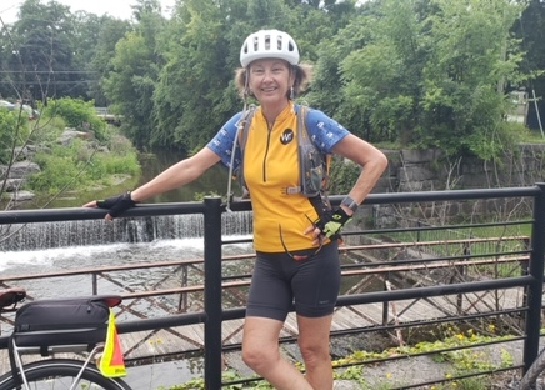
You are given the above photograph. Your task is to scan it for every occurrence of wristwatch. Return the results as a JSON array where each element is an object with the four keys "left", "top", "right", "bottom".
[{"left": 341, "top": 196, "right": 359, "bottom": 213}]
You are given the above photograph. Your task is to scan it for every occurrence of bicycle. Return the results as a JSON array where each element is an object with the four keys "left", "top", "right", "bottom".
[{"left": 0, "top": 288, "right": 131, "bottom": 390}]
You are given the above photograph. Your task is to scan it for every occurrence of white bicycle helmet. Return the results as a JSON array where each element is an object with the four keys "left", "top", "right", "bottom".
[{"left": 240, "top": 29, "right": 299, "bottom": 67}]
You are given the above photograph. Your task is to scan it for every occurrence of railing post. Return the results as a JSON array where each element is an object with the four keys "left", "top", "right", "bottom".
[
  {"left": 203, "top": 196, "right": 223, "bottom": 389},
  {"left": 523, "top": 183, "right": 545, "bottom": 375},
  {"left": 521, "top": 237, "right": 531, "bottom": 313},
  {"left": 178, "top": 265, "right": 188, "bottom": 312},
  {"left": 91, "top": 273, "right": 97, "bottom": 295},
  {"left": 456, "top": 242, "right": 470, "bottom": 315},
  {"left": 382, "top": 278, "right": 389, "bottom": 326}
]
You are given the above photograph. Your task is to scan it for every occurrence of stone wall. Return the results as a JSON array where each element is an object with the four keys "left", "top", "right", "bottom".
[{"left": 357, "top": 144, "right": 545, "bottom": 228}]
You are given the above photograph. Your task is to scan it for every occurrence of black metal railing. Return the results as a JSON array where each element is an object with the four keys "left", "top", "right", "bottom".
[{"left": 1, "top": 184, "right": 544, "bottom": 389}]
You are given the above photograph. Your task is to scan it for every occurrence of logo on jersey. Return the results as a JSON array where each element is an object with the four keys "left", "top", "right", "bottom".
[{"left": 280, "top": 129, "right": 294, "bottom": 145}]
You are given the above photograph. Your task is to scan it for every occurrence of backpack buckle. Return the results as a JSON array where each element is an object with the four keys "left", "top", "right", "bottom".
[{"left": 284, "top": 186, "right": 301, "bottom": 195}]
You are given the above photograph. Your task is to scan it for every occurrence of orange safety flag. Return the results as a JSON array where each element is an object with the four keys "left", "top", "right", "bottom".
[{"left": 99, "top": 309, "right": 127, "bottom": 378}]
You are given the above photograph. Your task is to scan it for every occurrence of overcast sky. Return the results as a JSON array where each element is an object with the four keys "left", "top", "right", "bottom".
[{"left": 0, "top": 0, "right": 177, "bottom": 24}]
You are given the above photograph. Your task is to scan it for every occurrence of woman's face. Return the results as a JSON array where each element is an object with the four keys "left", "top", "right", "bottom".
[{"left": 248, "top": 59, "right": 293, "bottom": 105}]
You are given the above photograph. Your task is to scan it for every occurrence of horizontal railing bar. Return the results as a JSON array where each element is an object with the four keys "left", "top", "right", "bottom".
[
  {"left": 344, "top": 219, "right": 533, "bottom": 236},
  {"left": 0, "top": 187, "right": 537, "bottom": 225},
  {"left": 0, "top": 304, "right": 528, "bottom": 352},
  {"left": 329, "top": 307, "right": 527, "bottom": 338},
  {"left": 1, "top": 237, "right": 528, "bottom": 282},
  {"left": 224, "top": 338, "right": 523, "bottom": 387},
  {"left": 0, "top": 202, "right": 207, "bottom": 224},
  {"left": 220, "top": 307, "right": 527, "bottom": 353},
  {"left": 0, "top": 311, "right": 209, "bottom": 349},
  {"left": 341, "top": 250, "right": 530, "bottom": 269},
  {"left": 343, "top": 236, "right": 530, "bottom": 251},
  {"left": 392, "top": 365, "right": 522, "bottom": 390},
  {"left": 0, "top": 259, "right": 206, "bottom": 281},
  {"left": 220, "top": 278, "right": 531, "bottom": 321},
  {"left": 0, "top": 250, "right": 527, "bottom": 283},
  {"left": 121, "top": 280, "right": 249, "bottom": 298},
  {"left": 347, "top": 187, "right": 539, "bottom": 204},
  {"left": 341, "top": 257, "right": 530, "bottom": 276},
  {"left": 132, "top": 276, "right": 533, "bottom": 306},
  {"left": 336, "top": 276, "right": 532, "bottom": 305},
  {"left": 7, "top": 266, "right": 523, "bottom": 300},
  {"left": 225, "top": 187, "right": 538, "bottom": 211},
  {"left": 222, "top": 256, "right": 530, "bottom": 281}
]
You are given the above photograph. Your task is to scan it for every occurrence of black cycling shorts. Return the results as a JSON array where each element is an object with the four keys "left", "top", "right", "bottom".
[{"left": 246, "top": 242, "right": 341, "bottom": 321}]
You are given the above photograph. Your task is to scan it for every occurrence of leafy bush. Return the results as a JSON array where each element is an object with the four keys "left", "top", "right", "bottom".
[
  {"left": 43, "top": 98, "right": 109, "bottom": 142},
  {"left": 329, "top": 157, "right": 361, "bottom": 196},
  {"left": 27, "top": 138, "right": 140, "bottom": 194},
  {"left": 0, "top": 109, "right": 29, "bottom": 164}
]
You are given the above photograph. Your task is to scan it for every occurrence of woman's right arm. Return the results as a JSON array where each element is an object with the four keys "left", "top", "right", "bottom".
[
  {"left": 130, "top": 147, "right": 221, "bottom": 202},
  {"left": 131, "top": 110, "right": 243, "bottom": 202},
  {"left": 85, "top": 113, "right": 241, "bottom": 216}
]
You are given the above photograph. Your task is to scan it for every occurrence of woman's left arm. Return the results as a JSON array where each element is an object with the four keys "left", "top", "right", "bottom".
[{"left": 332, "top": 134, "right": 388, "bottom": 215}]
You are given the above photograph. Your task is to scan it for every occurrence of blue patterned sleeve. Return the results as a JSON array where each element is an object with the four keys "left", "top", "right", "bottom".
[
  {"left": 306, "top": 109, "right": 351, "bottom": 154},
  {"left": 206, "top": 112, "right": 243, "bottom": 170}
]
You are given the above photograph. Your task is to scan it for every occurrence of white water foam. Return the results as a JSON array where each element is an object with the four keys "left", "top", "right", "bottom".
[{"left": 0, "top": 235, "right": 254, "bottom": 272}]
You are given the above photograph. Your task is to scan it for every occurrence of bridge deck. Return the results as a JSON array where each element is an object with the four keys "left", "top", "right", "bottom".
[{"left": 0, "top": 286, "right": 529, "bottom": 373}]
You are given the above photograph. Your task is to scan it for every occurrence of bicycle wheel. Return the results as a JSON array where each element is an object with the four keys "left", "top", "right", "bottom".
[
  {"left": 520, "top": 348, "right": 545, "bottom": 390},
  {"left": 0, "top": 359, "right": 131, "bottom": 390}
]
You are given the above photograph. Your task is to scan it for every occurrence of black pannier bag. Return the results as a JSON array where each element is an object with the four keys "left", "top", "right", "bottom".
[{"left": 13, "top": 296, "right": 120, "bottom": 348}]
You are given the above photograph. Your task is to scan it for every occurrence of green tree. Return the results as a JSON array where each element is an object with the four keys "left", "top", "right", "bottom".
[
  {"left": 104, "top": 0, "right": 164, "bottom": 149},
  {"left": 514, "top": 0, "right": 545, "bottom": 131},
  {"left": 10, "top": 0, "right": 78, "bottom": 102},
  {"left": 88, "top": 17, "right": 131, "bottom": 106},
  {"left": 153, "top": 0, "right": 242, "bottom": 152},
  {"left": 329, "top": 0, "right": 529, "bottom": 159},
  {"left": 418, "top": 0, "right": 527, "bottom": 158}
]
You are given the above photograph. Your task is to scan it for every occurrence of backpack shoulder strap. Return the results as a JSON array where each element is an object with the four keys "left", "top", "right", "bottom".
[
  {"left": 239, "top": 105, "right": 257, "bottom": 152},
  {"left": 298, "top": 105, "right": 332, "bottom": 208},
  {"left": 296, "top": 105, "right": 309, "bottom": 143},
  {"left": 237, "top": 105, "right": 257, "bottom": 198}
]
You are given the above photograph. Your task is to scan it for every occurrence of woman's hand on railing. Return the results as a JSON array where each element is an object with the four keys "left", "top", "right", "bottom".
[{"left": 83, "top": 191, "right": 137, "bottom": 221}]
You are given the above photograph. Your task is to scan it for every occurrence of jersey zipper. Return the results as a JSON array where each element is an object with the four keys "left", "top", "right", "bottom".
[{"left": 262, "top": 122, "right": 272, "bottom": 182}]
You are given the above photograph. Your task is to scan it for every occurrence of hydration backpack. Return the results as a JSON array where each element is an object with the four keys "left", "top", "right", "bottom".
[{"left": 234, "top": 105, "right": 332, "bottom": 204}]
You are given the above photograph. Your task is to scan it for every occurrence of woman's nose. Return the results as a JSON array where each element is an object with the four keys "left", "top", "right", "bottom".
[{"left": 261, "top": 69, "right": 274, "bottom": 81}]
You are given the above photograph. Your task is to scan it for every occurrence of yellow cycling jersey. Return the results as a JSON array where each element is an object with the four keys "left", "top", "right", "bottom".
[
  {"left": 243, "top": 103, "right": 320, "bottom": 252},
  {"left": 207, "top": 102, "right": 351, "bottom": 253}
]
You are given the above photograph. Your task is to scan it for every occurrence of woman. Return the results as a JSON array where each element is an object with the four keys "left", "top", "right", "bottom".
[{"left": 85, "top": 29, "right": 387, "bottom": 390}]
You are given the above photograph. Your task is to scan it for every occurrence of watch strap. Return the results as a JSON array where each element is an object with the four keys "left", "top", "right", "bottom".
[{"left": 341, "top": 196, "right": 358, "bottom": 212}]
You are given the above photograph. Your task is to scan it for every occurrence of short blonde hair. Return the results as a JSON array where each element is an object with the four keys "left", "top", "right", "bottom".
[{"left": 234, "top": 63, "right": 313, "bottom": 100}]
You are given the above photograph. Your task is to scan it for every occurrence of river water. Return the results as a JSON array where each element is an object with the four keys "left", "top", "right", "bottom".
[{"left": 25, "top": 149, "right": 235, "bottom": 209}]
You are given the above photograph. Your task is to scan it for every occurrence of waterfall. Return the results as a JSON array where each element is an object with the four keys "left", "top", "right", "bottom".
[{"left": 0, "top": 211, "right": 254, "bottom": 251}]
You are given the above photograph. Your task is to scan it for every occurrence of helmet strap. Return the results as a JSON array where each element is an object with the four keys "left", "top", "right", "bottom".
[
  {"left": 289, "top": 66, "right": 296, "bottom": 101},
  {"left": 243, "top": 67, "right": 251, "bottom": 100}
]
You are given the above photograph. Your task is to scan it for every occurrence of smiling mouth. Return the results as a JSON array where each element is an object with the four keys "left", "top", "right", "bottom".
[{"left": 261, "top": 87, "right": 278, "bottom": 92}]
